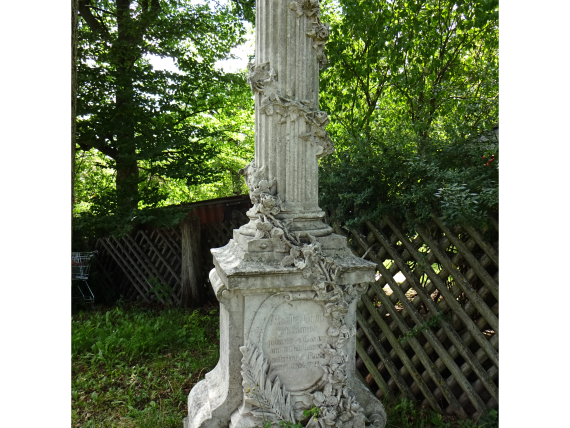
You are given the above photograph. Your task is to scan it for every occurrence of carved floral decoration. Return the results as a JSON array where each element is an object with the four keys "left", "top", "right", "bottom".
[
  {"left": 240, "top": 344, "right": 297, "bottom": 425},
  {"left": 288, "top": 0, "right": 320, "bottom": 18},
  {"left": 257, "top": 92, "right": 334, "bottom": 158},
  {"left": 289, "top": 0, "right": 330, "bottom": 69},
  {"left": 239, "top": 162, "right": 375, "bottom": 428},
  {"left": 247, "top": 61, "right": 278, "bottom": 95}
]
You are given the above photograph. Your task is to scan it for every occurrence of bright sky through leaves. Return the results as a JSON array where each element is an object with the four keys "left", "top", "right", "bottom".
[{"left": 146, "top": 17, "right": 254, "bottom": 74}]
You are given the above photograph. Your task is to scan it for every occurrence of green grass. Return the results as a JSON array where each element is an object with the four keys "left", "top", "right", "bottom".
[
  {"left": 72, "top": 302, "right": 497, "bottom": 428},
  {"left": 71, "top": 302, "right": 220, "bottom": 427},
  {"left": 382, "top": 397, "right": 498, "bottom": 428}
]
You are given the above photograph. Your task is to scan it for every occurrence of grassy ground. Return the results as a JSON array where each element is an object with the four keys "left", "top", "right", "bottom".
[
  {"left": 381, "top": 398, "right": 497, "bottom": 428},
  {"left": 72, "top": 301, "right": 220, "bottom": 427},
  {"left": 71, "top": 302, "right": 497, "bottom": 428}
]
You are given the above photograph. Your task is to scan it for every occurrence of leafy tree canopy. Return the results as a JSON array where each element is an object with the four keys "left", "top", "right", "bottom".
[
  {"left": 318, "top": 0, "right": 499, "bottom": 229},
  {"left": 75, "top": 0, "right": 254, "bottom": 238}
]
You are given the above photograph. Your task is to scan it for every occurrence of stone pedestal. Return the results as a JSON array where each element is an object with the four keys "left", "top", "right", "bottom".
[
  {"left": 184, "top": 232, "right": 386, "bottom": 428},
  {"left": 184, "top": 1, "right": 386, "bottom": 427}
]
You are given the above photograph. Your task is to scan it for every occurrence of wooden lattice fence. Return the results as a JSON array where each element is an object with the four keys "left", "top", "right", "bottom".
[
  {"left": 336, "top": 215, "right": 498, "bottom": 420},
  {"left": 95, "top": 227, "right": 183, "bottom": 304},
  {"left": 92, "top": 215, "right": 250, "bottom": 304},
  {"left": 200, "top": 217, "right": 249, "bottom": 278},
  {"left": 88, "top": 205, "right": 498, "bottom": 419}
]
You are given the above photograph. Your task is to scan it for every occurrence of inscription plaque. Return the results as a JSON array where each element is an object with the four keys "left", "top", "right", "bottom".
[{"left": 261, "top": 300, "right": 330, "bottom": 392}]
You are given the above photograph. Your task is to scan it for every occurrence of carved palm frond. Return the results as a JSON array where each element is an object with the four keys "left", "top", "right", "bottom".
[{"left": 240, "top": 344, "right": 297, "bottom": 424}]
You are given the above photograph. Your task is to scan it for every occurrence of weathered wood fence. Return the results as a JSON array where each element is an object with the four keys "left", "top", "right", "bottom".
[
  {"left": 91, "top": 195, "right": 251, "bottom": 304},
  {"left": 90, "top": 205, "right": 498, "bottom": 419},
  {"left": 342, "top": 215, "right": 498, "bottom": 420}
]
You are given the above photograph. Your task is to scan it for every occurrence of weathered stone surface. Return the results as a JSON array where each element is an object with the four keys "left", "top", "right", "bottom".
[
  {"left": 257, "top": 296, "right": 330, "bottom": 391},
  {"left": 184, "top": 270, "right": 245, "bottom": 428},
  {"left": 184, "top": 0, "right": 386, "bottom": 426},
  {"left": 212, "top": 237, "right": 376, "bottom": 291}
]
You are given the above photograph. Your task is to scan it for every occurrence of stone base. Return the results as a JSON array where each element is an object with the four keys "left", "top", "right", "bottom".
[
  {"left": 238, "top": 207, "right": 333, "bottom": 238},
  {"left": 212, "top": 233, "right": 376, "bottom": 291},
  {"left": 184, "top": 250, "right": 386, "bottom": 428},
  {"left": 185, "top": 377, "right": 386, "bottom": 428},
  {"left": 184, "top": 224, "right": 386, "bottom": 428}
]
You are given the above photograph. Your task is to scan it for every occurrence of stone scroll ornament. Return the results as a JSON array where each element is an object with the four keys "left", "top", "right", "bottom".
[{"left": 238, "top": 163, "right": 384, "bottom": 428}]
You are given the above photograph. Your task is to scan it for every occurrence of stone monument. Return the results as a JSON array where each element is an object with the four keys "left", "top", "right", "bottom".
[{"left": 184, "top": 1, "right": 387, "bottom": 427}]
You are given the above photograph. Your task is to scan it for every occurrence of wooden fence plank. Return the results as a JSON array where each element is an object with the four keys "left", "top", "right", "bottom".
[
  {"left": 432, "top": 216, "right": 499, "bottom": 299},
  {"left": 172, "top": 226, "right": 182, "bottom": 242},
  {"left": 379, "top": 218, "right": 499, "bottom": 336},
  {"left": 154, "top": 228, "right": 182, "bottom": 264},
  {"left": 355, "top": 340, "right": 391, "bottom": 397},
  {"left": 99, "top": 239, "right": 150, "bottom": 303},
  {"left": 346, "top": 217, "right": 499, "bottom": 418},
  {"left": 374, "top": 292, "right": 468, "bottom": 418},
  {"left": 414, "top": 226, "right": 499, "bottom": 367},
  {"left": 356, "top": 310, "right": 415, "bottom": 400},
  {"left": 124, "top": 234, "right": 179, "bottom": 305},
  {"left": 439, "top": 334, "right": 498, "bottom": 405},
  {"left": 110, "top": 236, "right": 155, "bottom": 298},
  {"left": 462, "top": 225, "right": 499, "bottom": 267},
  {"left": 372, "top": 255, "right": 484, "bottom": 417},
  {"left": 361, "top": 293, "right": 443, "bottom": 413},
  {"left": 139, "top": 230, "right": 182, "bottom": 284},
  {"left": 408, "top": 305, "right": 498, "bottom": 403}
]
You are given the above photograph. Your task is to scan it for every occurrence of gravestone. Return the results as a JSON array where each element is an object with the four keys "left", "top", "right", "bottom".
[{"left": 184, "top": 1, "right": 386, "bottom": 427}]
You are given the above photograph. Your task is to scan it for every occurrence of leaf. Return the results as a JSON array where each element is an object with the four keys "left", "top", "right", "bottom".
[{"left": 240, "top": 344, "right": 296, "bottom": 424}]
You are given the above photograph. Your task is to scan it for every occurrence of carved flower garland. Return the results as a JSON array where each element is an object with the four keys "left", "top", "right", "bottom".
[
  {"left": 239, "top": 161, "right": 368, "bottom": 427},
  {"left": 248, "top": 62, "right": 279, "bottom": 100},
  {"left": 289, "top": 0, "right": 330, "bottom": 69},
  {"left": 289, "top": 0, "right": 320, "bottom": 18}
]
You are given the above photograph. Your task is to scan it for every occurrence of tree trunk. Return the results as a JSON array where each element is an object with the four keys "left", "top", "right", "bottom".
[
  {"left": 180, "top": 215, "right": 203, "bottom": 308},
  {"left": 114, "top": 0, "right": 140, "bottom": 217},
  {"left": 115, "top": 158, "right": 140, "bottom": 217},
  {"left": 72, "top": 0, "right": 79, "bottom": 246}
]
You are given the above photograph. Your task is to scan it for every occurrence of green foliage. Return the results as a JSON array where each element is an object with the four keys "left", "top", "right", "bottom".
[
  {"left": 397, "top": 311, "right": 447, "bottom": 344},
  {"left": 383, "top": 396, "right": 498, "bottom": 428},
  {"left": 476, "top": 409, "right": 498, "bottom": 428},
  {"left": 72, "top": 302, "right": 220, "bottom": 427},
  {"left": 319, "top": 132, "right": 498, "bottom": 229},
  {"left": 147, "top": 277, "right": 175, "bottom": 304},
  {"left": 72, "top": 305, "right": 218, "bottom": 367},
  {"left": 318, "top": 0, "right": 499, "bottom": 229},
  {"left": 229, "top": 0, "right": 256, "bottom": 24},
  {"left": 74, "top": 0, "right": 254, "bottom": 239},
  {"left": 126, "top": 401, "right": 182, "bottom": 428},
  {"left": 276, "top": 421, "right": 302, "bottom": 428}
]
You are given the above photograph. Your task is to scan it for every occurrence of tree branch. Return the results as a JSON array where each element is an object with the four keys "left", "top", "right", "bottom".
[
  {"left": 77, "top": 138, "right": 119, "bottom": 159},
  {"left": 78, "top": 0, "right": 110, "bottom": 38},
  {"left": 87, "top": 5, "right": 116, "bottom": 16}
]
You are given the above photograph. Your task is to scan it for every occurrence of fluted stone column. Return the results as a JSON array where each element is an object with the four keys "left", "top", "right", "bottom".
[
  {"left": 240, "top": 0, "right": 333, "bottom": 236},
  {"left": 184, "top": 2, "right": 386, "bottom": 428}
]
